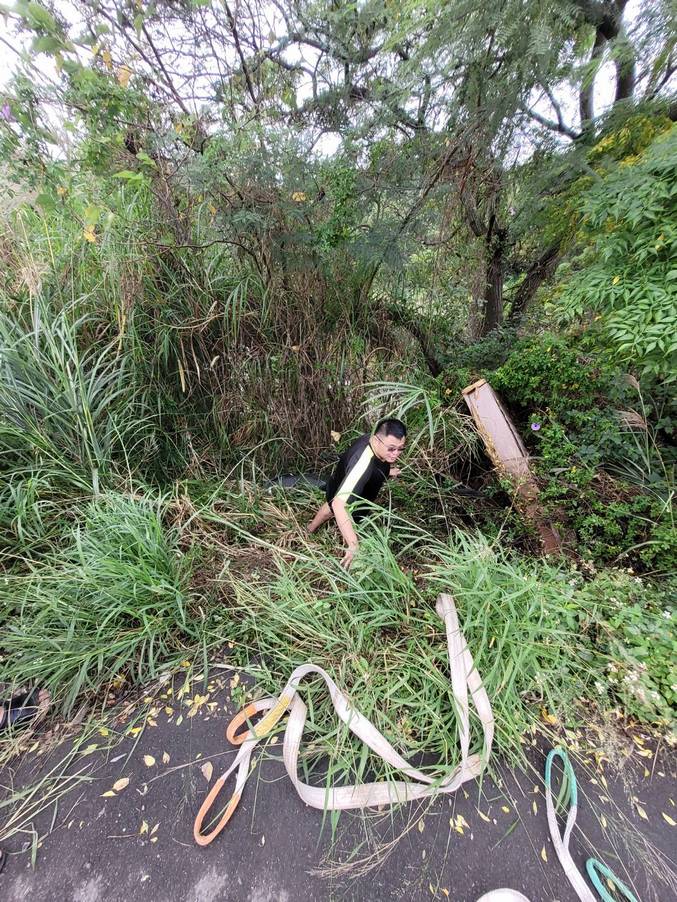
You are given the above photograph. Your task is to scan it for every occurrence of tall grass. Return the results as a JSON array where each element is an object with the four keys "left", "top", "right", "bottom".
[
  {"left": 0, "top": 297, "right": 152, "bottom": 494},
  {"left": 0, "top": 492, "right": 197, "bottom": 714}
]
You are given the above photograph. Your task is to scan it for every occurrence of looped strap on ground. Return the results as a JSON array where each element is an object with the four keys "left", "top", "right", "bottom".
[{"left": 193, "top": 592, "right": 494, "bottom": 847}]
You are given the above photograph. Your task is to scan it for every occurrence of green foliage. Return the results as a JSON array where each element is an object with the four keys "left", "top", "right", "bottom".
[
  {"left": 0, "top": 492, "right": 195, "bottom": 714},
  {"left": 576, "top": 571, "right": 676, "bottom": 725},
  {"left": 557, "top": 124, "right": 677, "bottom": 380},
  {"left": 492, "top": 333, "right": 609, "bottom": 412},
  {"left": 315, "top": 160, "right": 360, "bottom": 251},
  {"left": 491, "top": 333, "right": 675, "bottom": 569}
]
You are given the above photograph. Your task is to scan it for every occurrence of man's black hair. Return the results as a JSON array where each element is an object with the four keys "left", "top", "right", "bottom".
[{"left": 374, "top": 418, "right": 407, "bottom": 439}]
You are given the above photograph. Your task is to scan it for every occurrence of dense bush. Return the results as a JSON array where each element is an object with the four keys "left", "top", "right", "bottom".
[{"left": 489, "top": 334, "right": 675, "bottom": 569}]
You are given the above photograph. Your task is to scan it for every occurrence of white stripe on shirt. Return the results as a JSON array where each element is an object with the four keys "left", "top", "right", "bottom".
[{"left": 334, "top": 444, "right": 373, "bottom": 501}]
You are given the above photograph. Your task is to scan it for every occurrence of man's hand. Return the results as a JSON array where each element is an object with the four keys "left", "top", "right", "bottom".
[
  {"left": 389, "top": 468, "right": 402, "bottom": 478},
  {"left": 341, "top": 542, "right": 358, "bottom": 569}
]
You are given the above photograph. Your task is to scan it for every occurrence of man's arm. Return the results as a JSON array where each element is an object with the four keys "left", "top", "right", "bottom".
[
  {"left": 331, "top": 497, "right": 359, "bottom": 568},
  {"left": 331, "top": 440, "right": 373, "bottom": 568}
]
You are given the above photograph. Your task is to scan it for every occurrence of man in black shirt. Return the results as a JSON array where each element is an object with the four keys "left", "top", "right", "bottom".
[{"left": 307, "top": 418, "right": 407, "bottom": 568}]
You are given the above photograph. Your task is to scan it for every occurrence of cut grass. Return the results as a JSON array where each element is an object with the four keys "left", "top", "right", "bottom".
[{"left": 210, "top": 513, "right": 601, "bottom": 791}]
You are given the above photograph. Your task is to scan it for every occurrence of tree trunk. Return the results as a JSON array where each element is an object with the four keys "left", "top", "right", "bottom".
[
  {"left": 508, "top": 244, "right": 561, "bottom": 324},
  {"left": 579, "top": 28, "right": 606, "bottom": 127},
  {"left": 475, "top": 223, "right": 507, "bottom": 337},
  {"left": 614, "top": 24, "right": 636, "bottom": 102}
]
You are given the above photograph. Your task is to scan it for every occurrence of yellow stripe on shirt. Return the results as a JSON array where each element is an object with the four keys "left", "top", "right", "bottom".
[{"left": 334, "top": 444, "right": 373, "bottom": 501}]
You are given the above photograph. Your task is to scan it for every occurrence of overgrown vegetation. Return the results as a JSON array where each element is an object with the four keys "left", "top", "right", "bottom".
[{"left": 0, "top": 0, "right": 675, "bottom": 806}]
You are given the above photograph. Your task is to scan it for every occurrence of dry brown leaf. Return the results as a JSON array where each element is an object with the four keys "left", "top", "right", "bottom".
[
  {"left": 112, "top": 778, "right": 130, "bottom": 792},
  {"left": 540, "top": 707, "right": 559, "bottom": 726}
]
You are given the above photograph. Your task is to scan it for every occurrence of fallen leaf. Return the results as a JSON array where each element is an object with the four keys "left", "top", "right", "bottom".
[
  {"left": 501, "top": 806, "right": 510, "bottom": 814},
  {"left": 98, "top": 727, "right": 109, "bottom": 737},
  {"left": 129, "top": 727, "right": 143, "bottom": 736},
  {"left": 442, "top": 891, "right": 449, "bottom": 898},
  {"left": 201, "top": 762, "right": 213, "bottom": 782},
  {"left": 600, "top": 814, "right": 607, "bottom": 828},
  {"left": 150, "top": 823, "right": 159, "bottom": 836},
  {"left": 636, "top": 804, "right": 648, "bottom": 820},
  {"left": 101, "top": 790, "right": 116, "bottom": 798},
  {"left": 541, "top": 845, "right": 548, "bottom": 862},
  {"left": 176, "top": 715, "right": 183, "bottom": 726},
  {"left": 540, "top": 707, "right": 559, "bottom": 726},
  {"left": 418, "top": 819, "right": 425, "bottom": 832},
  {"left": 162, "top": 752, "right": 170, "bottom": 764},
  {"left": 478, "top": 811, "right": 491, "bottom": 823},
  {"left": 140, "top": 820, "right": 149, "bottom": 835},
  {"left": 150, "top": 836, "right": 158, "bottom": 844},
  {"left": 164, "top": 707, "right": 173, "bottom": 716},
  {"left": 662, "top": 813, "right": 676, "bottom": 826},
  {"left": 113, "top": 777, "right": 130, "bottom": 792},
  {"left": 143, "top": 755, "right": 156, "bottom": 767},
  {"left": 330, "top": 430, "right": 341, "bottom": 443}
]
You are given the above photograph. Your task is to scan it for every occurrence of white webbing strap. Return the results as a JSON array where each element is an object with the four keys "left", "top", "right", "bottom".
[{"left": 194, "top": 593, "right": 494, "bottom": 844}]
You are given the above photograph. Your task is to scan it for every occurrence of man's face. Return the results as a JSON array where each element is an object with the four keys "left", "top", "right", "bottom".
[{"left": 375, "top": 432, "right": 406, "bottom": 464}]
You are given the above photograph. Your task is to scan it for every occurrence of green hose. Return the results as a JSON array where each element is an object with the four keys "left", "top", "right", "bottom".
[
  {"left": 545, "top": 748, "right": 640, "bottom": 902},
  {"left": 586, "top": 859, "right": 639, "bottom": 902}
]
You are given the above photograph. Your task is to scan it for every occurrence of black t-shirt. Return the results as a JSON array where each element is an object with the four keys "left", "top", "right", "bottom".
[{"left": 325, "top": 434, "right": 390, "bottom": 518}]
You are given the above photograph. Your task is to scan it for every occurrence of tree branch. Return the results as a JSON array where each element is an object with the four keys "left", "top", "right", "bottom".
[
  {"left": 223, "top": 1, "right": 258, "bottom": 108},
  {"left": 521, "top": 105, "right": 581, "bottom": 140}
]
